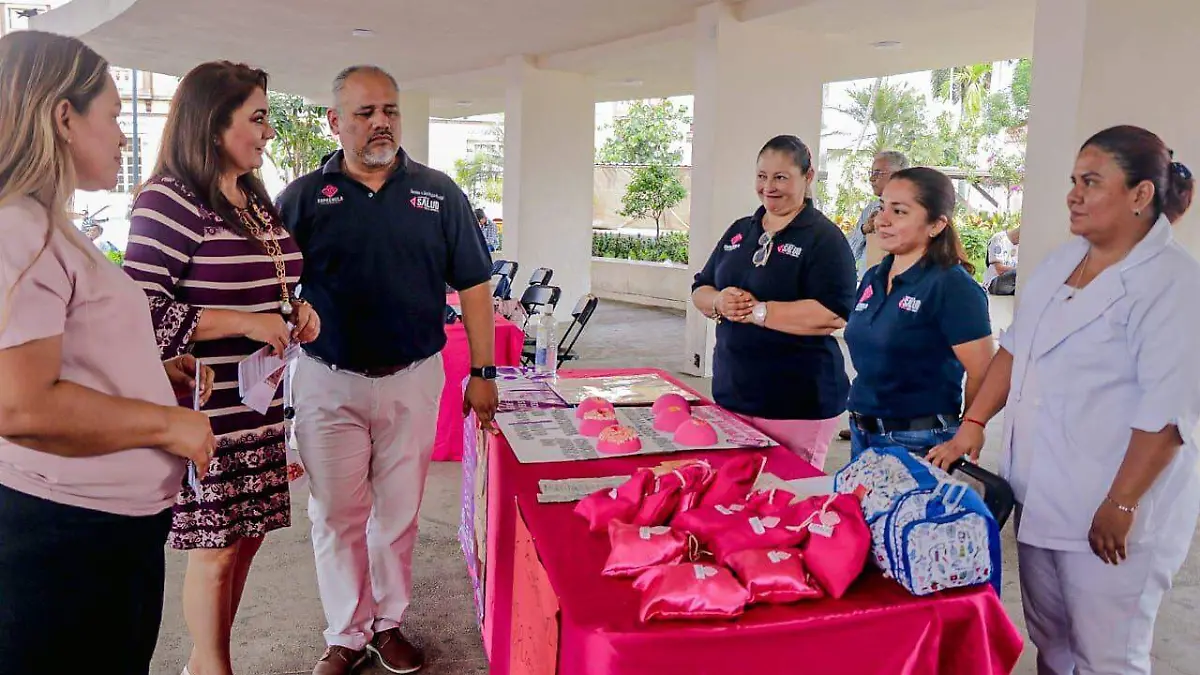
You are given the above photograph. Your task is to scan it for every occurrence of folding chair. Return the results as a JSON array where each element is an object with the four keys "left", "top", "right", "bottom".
[
  {"left": 524, "top": 294, "right": 598, "bottom": 365},
  {"left": 518, "top": 284, "right": 561, "bottom": 331},
  {"left": 527, "top": 267, "right": 553, "bottom": 287},
  {"left": 558, "top": 294, "right": 598, "bottom": 363},
  {"left": 493, "top": 260, "right": 519, "bottom": 281},
  {"left": 492, "top": 275, "right": 512, "bottom": 301}
]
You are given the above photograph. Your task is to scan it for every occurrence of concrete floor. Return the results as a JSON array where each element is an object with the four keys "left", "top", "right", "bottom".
[{"left": 150, "top": 301, "right": 1200, "bottom": 675}]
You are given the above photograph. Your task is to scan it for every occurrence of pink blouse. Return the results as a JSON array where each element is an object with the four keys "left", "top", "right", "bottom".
[{"left": 0, "top": 197, "right": 184, "bottom": 516}]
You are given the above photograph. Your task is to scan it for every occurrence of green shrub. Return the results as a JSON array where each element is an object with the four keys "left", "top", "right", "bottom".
[
  {"left": 592, "top": 231, "right": 689, "bottom": 264},
  {"left": 104, "top": 248, "right": 124, "bottom": 266}
]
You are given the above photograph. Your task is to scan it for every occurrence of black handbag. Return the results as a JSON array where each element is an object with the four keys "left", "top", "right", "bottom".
[{"left": 987, "top": 270, "right": 1017, "bottom": 296}]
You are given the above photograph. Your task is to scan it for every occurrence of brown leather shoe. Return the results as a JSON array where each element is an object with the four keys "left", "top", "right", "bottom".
[
  {"left": 367, "top": 628, "right": 425, "bottom": 674},
  {"left": 313, "top": 646, "right": 368, "bottom": 675},
  {"left": 838, "top": 428, "right": 853, "bottom": 441}
]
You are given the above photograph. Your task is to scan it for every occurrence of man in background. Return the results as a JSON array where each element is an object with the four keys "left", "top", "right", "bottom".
[
  {"left": 847, "top": 151, "right": 910, "bottom": 276},
  {"left": 983, "top": 226, "right": 1019, "bottom": 295}
]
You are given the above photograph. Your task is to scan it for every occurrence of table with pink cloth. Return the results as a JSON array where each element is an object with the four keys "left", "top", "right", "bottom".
[
  {"left": 433, "top": 314, "right": 525, "bottom": 462},
  {"left": 460, "top": 368, "right": 1024, "bottom": 675}
]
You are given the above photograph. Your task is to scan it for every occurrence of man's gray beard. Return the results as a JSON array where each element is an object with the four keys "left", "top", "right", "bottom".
[{"left": 358, "top": 144, "right": 398, "bottom": 167}]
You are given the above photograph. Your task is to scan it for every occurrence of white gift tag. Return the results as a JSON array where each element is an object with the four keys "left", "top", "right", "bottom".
[
  {"left": 639, "top": 526, "right": 671, "bottom": 540},
  {"left": 809, "top": 522, "right": 834, "bottom": 538},
  {"left": 748, "top": 516, "right": 779, "bottom": 535}
]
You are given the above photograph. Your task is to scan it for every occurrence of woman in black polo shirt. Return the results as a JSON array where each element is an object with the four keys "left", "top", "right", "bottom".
[
  {"left": 693, "top": 135, "right": 857, "bottom": 469},
  {"left": 843, "top": 167, "right": 994, "bottom": 458}
]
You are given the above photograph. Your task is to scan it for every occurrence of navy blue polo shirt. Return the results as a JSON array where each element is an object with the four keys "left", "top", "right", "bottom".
[
  {"left": 844, "top": 256, "right": 992, "bottom": 420},
  {"left": 276, "top": 150, "right": 492, "bottom": 371},
  {"left": 692, "top": 205, "right": 857, "bottom": 421}
]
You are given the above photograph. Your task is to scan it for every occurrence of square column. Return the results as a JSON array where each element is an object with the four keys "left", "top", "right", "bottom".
[
  {"left": 684, "top": 1, "right": 826, "bottom": 376},
  {"left": 399, "top": 90, "right": 431, "bottom": 165},
  {"left": 1021, "top": 0, "right": 1200, "bottom": 276},
  {"left": 501, "top": 56, "right": 595, "bottom": 311}
]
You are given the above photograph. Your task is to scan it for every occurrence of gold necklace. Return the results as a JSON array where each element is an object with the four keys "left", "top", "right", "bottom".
[
  {"left": 236, "top": 199, "right": 293, "bottom": 316},
  {"left": 1065, "top": 250, "right": 1090, "bottom": 301}
]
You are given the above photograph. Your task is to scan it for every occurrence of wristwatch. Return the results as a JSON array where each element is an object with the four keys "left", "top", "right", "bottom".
[
  {"left": 470, "top": 366, "right": 498, "bottom": 380},
  {"left": 751, "top": 302, "right": 768, "bottom": 326}
]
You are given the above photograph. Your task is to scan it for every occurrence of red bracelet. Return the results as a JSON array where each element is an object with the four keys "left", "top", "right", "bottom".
[{"left": 963, "top": 417, "right": 986, "bottom": 429}]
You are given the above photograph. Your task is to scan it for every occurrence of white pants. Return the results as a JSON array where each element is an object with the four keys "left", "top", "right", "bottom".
[
  {"left": 292, "top": 353, "right": 445, "bottom": 650},
  {"left": 1018, "top": 535, "right": 1191, "bottom": 675}
]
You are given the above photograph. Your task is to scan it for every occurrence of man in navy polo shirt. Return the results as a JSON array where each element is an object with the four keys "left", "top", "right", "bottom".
[{"left": 277, "top": 65, "right": 496, "bottom": 675}]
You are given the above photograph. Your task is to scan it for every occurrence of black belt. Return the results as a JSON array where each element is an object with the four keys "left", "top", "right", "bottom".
[
  {"left": 850, "top": 412, "right": 959, "bottom": 435},
  {"left": 306, "top": 353, "right": 414, "bottom": 379}
]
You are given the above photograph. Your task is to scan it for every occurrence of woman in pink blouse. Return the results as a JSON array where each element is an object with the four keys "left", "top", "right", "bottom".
[{"left": 0, "top": 32, "right": 216, "bottom": 674}]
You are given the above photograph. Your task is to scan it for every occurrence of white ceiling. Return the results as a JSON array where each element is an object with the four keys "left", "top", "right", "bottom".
[{"left": 35, "top": 0, "right": 1035, "bottom": 118}]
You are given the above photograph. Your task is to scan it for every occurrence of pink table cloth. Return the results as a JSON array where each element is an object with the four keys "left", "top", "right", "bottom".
[
  {"left": 433, "top": 315, "right": 525, "bottom": 462},
  {"left": 461, "top": 368, "right": 1024, "bottom": 675}
]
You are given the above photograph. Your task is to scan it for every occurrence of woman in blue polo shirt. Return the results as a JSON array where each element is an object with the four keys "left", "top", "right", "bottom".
[
  {"left": 843, "top": 167, "right": 995, "bottom": 458},
  {"left": 693, "top": 135, "right": 857, "bottom": 469}
]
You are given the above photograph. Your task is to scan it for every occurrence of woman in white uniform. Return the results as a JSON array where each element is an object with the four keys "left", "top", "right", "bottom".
[{"left": 930, "top": 124, "right": 1200, "bottom": 675}]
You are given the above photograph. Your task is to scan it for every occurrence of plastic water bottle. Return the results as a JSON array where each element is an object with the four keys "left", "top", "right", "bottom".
[{"left": 534, "top": 304, "right": 558, "bottom": 376}]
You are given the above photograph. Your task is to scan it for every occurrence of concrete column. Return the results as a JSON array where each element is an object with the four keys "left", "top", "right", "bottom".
[
  {"left": 398, "top": 90, "right": 430, "bottom": 165},
  {"left": 501, "top": 55, "right": 595, "bottom": 311},
  {"left": 1020, "top": 0, "right": 1200, "bottom": 277},
  {"left": 684, "top": 1, "right": 826, "bottom": 376}
]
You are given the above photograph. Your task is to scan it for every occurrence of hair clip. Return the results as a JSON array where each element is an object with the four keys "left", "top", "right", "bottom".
[{"left": 1172, "top": 161, "right": 1193, "bottom": 180}]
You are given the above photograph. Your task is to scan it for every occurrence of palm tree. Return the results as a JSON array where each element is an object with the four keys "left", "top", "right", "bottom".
[
  {"left": 825, "top": 80, "right": 930, "bottom": 167},
  {"left": 931, "top": 63, "right": 994, "bottom": 120}
]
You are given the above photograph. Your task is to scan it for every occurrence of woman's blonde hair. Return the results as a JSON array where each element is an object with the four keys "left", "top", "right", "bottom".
[{"left": 0, "top": 31, "right": 110, "bottom": 329}]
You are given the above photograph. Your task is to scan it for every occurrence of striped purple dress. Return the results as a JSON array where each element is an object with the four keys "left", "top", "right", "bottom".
[{"left": 123, "top": 175, "right": 301, "bottom": 549}]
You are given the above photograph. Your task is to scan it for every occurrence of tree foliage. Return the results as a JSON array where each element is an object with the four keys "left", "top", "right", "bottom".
[
  {"left": 931, "top": 63, "right": 994, "bottom": 120},
  {"left": 619, "top": 165, "right": 688, "bottom": 238},
  {"left": 827, "top": 82, "right": 933, "bottom": 165},
  {"left": 597, "top": 100, "right": 691, "bottom": 165},
  {"left": 453, "top": 125, "right": 505, "bottom": 205},
  {"left": 266, "top": 92, "right": 337, "bottom": 182}
]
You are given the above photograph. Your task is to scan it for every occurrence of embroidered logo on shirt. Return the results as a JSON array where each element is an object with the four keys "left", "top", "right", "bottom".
[
  {"left": 410, "top": 195, "right": 441, "bottom": 213},
  {"left": 899, "top": 295, "right": 923, "bottom": 313},
  {"left": 776, "top": 243, "right": 803, "bottom": 258},
  {"left": 724, "top": 233, "right": 743, "bottom": 251},
  {"left": 855, "top": 285, "right": 874, "bottom": 312},
  {"left": 317, "top": 184, "right": 344, "bottom": 205}
]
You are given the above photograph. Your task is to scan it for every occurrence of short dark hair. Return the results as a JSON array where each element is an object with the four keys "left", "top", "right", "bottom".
[
  {"left": 1082, "top": 125, "right": 1192, "bottom": 222},
  {"left": 758, "top": 135, "right": 813, "bottom": 173},
  {"left": 890, "top": 167, "right": 974, "bottom": 274},
  {"left": 332, "top": 65, "right": 399, "bottom": 106}
]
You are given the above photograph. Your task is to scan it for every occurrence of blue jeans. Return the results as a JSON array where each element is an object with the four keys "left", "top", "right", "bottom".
[{"left": 849, "top": 423, "right": 959, "bottom": 460}]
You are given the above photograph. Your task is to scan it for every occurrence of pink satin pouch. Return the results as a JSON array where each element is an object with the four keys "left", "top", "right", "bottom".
[
  {"left": 725, "top": 548, "right": 824, "bottom": 605},
  {"left": 793, "top": 493, "right": 871, "bottom": 599},
  {"left": 672, "top": 461, "right": 716, "bottom": 516},
  {"left": 635, "top": 563, "right": 751, "bottom": 622},
  {"left": 602, "top": 522, "right": 689, "bottom": 578},
  {"left": 574, "top": 470, "right": 654, "bottom": 533},
  {"left": 670, "top": 501, "right": 751, "bottom": 548},
  {"left": 632, "top": 472, "right": 685, "bottom": 527},
  {"left": 697, "top": 454, "right": 766, "bottom": 510},
  {"left": 707, "top": 511, "right": 808, "bottom": 563},
  {"left": 746, "top": 488, "right": 801, "bottom": 519}
]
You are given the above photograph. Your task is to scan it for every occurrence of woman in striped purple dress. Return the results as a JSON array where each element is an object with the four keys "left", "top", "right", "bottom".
[{"left": 123, "top": 62, "right": 320, "bottom": 675}]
